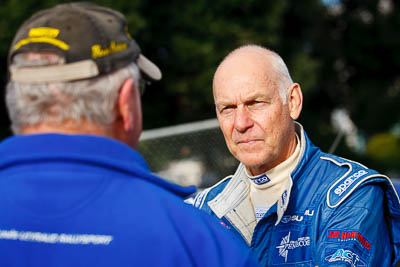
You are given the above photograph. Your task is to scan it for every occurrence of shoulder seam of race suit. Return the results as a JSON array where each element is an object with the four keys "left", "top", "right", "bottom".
[
  {"left": 337, "top": 155, "right": 368, "bottom": 169},
  {"left": 193, "top": 175, "right": 232, "bottom": 209},
  {"left": 321, "top": 156, "right": 399, "bottom": 208}
]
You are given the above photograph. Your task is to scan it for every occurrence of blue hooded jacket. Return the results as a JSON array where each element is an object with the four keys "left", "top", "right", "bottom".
[{"left": 0, "top": 134, "right": 259, "bottom": 267}]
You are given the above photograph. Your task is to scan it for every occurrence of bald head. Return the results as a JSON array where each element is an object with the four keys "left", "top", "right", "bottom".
[
  {"left": 213, "top": 45, "right": 293, "bottom": 104},
  {"left": 212, "top": 44, "right": 303, "bottom": 174}
]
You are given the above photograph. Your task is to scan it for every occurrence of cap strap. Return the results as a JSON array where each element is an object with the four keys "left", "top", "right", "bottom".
[{"left": 10, "top": 59, "right": 99, "bottom": 83}]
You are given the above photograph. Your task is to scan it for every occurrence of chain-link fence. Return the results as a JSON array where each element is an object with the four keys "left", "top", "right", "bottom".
[{"left": 137, "top": 118, "right": 238, "bottom": 188}]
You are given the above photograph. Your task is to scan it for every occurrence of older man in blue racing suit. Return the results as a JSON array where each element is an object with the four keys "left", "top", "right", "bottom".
[{"left": 193, "top": 45, "right": 400, "bottom": 266}]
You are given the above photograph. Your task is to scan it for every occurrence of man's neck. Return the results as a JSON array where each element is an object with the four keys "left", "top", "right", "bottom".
[{"left": 21, "top": 120, "right": 112, "bottom": 137}]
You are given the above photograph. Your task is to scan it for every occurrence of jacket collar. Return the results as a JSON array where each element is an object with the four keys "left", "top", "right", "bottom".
[
  {"left": 207, "top": 122, "right": 309, "bottom": 236},
  {"left": 0, "top": 134, "right": 195, "bottom": 197}
]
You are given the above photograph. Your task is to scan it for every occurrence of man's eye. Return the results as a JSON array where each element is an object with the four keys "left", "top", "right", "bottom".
[
  {"left": 220, "top": 106, "right": 234, "bottom": 114},
  {"left": 248, "top": 101, "right": 265, "bottom": 108}
]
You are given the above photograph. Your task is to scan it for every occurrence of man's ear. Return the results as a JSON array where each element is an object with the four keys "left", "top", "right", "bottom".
[
  {"left": 117, "top": 78, "right": 135, "bottom": 132},
  {"left": 287, "top": 83, "right": 303, "bottom": 120}
]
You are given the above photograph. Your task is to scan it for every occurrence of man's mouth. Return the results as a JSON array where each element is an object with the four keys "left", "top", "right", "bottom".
[{"left": 236, "top": 139, "right": 262, "bottom": 145}]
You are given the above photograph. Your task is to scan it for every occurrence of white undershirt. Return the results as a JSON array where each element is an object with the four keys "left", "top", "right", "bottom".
[{"left": 246, "top": 134, "right": 301, "bottom": 222}]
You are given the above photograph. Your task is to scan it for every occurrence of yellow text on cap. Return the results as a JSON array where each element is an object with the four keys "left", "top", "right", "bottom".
[{"left": 13, "top": 27, "right": 70, "bottom": 51}]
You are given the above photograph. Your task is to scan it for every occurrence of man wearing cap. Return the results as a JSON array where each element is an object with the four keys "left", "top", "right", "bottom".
[
  {"left": 0, "top": 3, "right": 260, "bottom": 266},
  {"left": 192, "top": 45, "right": 400, "bottom": 266}
]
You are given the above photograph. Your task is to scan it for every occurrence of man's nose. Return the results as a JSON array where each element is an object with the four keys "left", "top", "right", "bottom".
[{"left": 234, "top": 106, "right": 253, "bottom": 133}]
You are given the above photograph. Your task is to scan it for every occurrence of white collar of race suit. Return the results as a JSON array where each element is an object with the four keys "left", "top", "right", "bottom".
[
  {"left": 207, "top": 122, "right": 306, "bottom": 242},
  {"left": 247, "top": 132, "right": 300, "bottom": 209}
]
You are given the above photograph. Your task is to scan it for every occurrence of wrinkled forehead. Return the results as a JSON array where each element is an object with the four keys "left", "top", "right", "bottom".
[{"left": 213, "top": 50, "right": 277, "bottom": 93}]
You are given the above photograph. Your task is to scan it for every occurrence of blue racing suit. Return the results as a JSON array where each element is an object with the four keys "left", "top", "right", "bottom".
[
  {"left": 0, "top": 134, "right": 259, "bottom": 267},
  {"left": 194, "top": 123, "right": 400, "bottom": 266}
]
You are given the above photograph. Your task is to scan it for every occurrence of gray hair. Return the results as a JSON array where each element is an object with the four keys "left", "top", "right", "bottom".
[
  {"left": 226, "top": 45, "right": 294, "bottom": 104},
  {"left": 6, "top": 53, "right": 141, "bottom": 134}
]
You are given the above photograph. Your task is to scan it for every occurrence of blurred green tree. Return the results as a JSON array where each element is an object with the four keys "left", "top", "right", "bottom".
[{"left": 0, "top": 0, "right": 398, "bottom": 173}]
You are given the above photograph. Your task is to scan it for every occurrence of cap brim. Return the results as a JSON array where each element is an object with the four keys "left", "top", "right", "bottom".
[{"left": 137, "top": 54, "right": 162, "bottom": 81}]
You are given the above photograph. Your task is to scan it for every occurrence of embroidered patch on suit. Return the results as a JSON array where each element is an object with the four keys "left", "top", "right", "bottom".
[
  {"left": 324, "top": 248, "right": 368, "bottom": 266},
  {"left": 272, "top": 230, "right": 312, "bottom": 265},
  {"left": 327, "top": 229, "right": 371, "bottom": 252}
]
